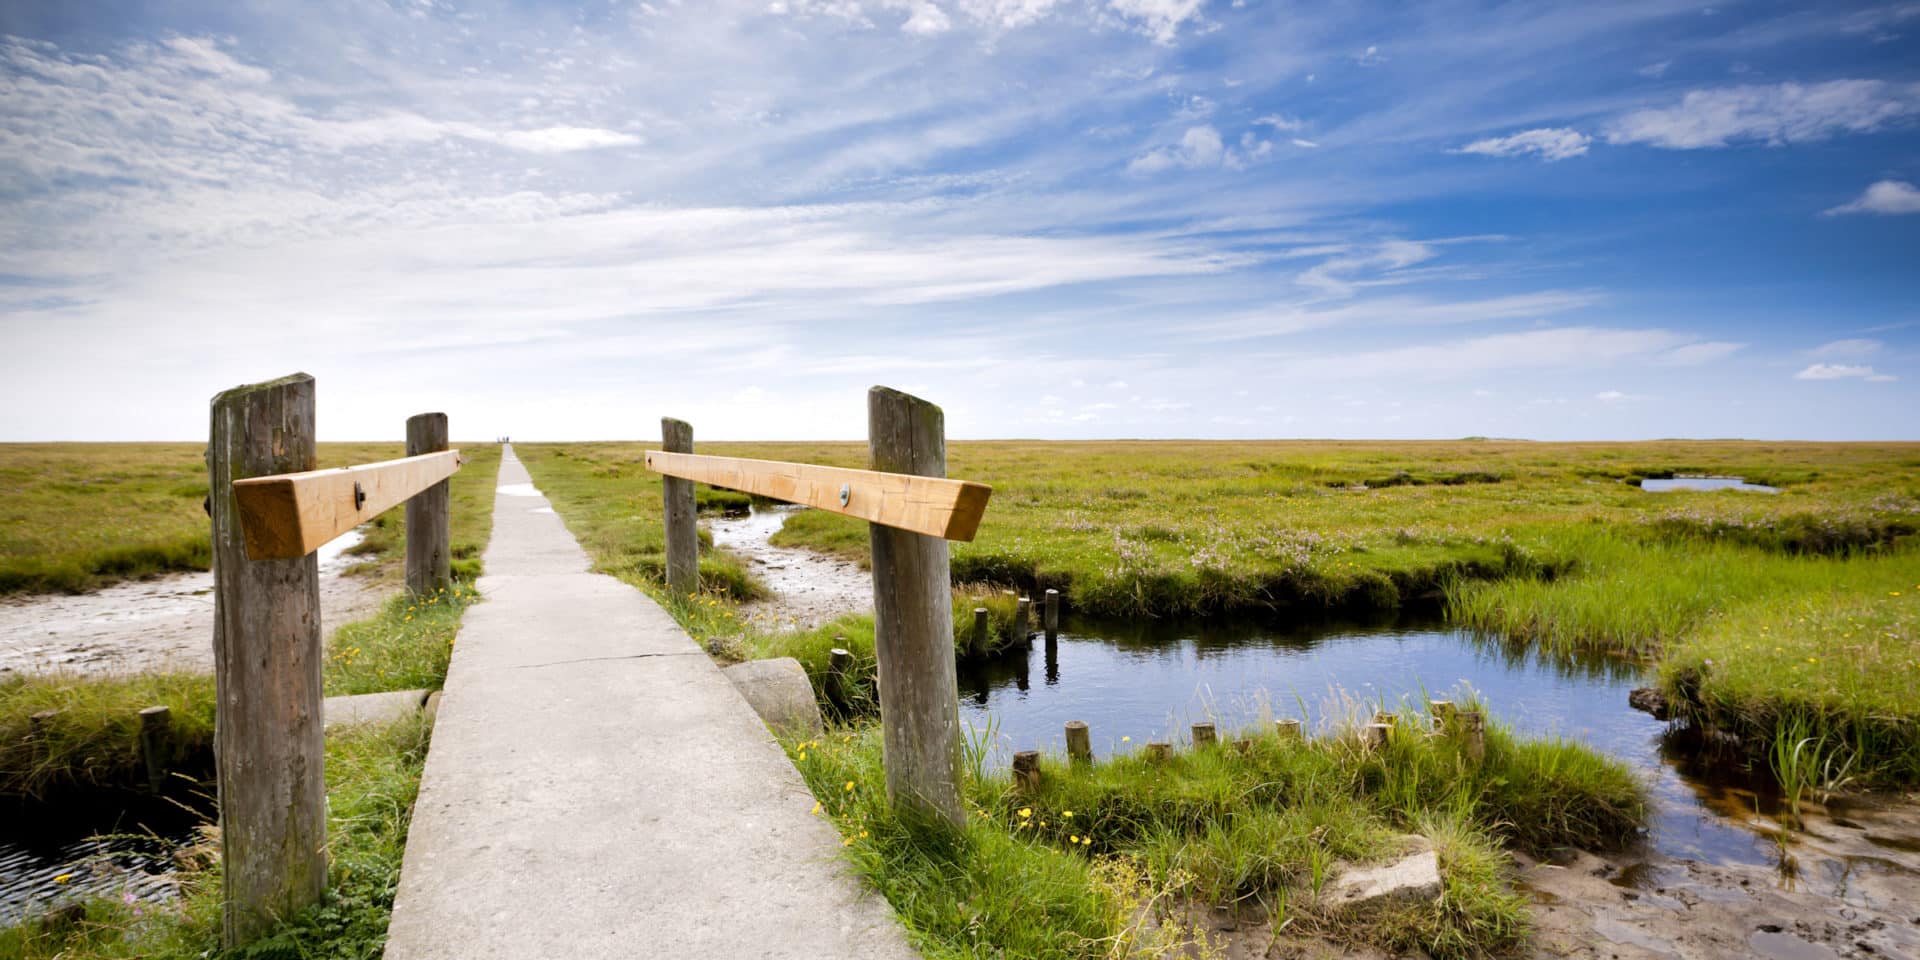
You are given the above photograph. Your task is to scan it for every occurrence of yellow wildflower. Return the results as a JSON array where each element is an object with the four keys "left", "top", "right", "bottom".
[
  {"left": 1018, "top": 808, "right": 1032, "bottom": 819},
  {"left": 845, "top": 780, "right": 855, "bottom": 792}
]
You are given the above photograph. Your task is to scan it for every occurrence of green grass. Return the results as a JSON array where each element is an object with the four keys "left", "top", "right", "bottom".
[
  {"left": 0, "top": 442, "right": 501, "bottom": 596},
  {"left": 0, "top": 712, "right": 434, "bottom": 960},
  {"left": 788, "top": 702, "right": 1642, "bottom": 959},
  {"left": 515, "top": 438, "right": 1920, "bottom": 786}
]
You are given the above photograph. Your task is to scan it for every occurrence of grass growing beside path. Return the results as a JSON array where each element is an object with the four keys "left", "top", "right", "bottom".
[
  {"left": 0, "top": 442, "right": 501, "bottom": 596},
  {"left": 790, "top": 704, "right": 1642, "bottom": 959}
]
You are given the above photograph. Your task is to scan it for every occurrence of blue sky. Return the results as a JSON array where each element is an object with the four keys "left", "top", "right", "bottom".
[{"left": 1, "top": 0, "right": 1916, "bottom": 441}]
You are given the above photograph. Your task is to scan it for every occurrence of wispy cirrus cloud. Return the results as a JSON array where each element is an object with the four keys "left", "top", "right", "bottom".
[
  {"left": 1455, "top": 127, "right": 1592, "bottom": 161},
  {"left": 1794, "top": 363, "right": 1898, "bottom": 382},
  {"left": 1606, "top": 80, "right": 1918, "bottom": 149}
]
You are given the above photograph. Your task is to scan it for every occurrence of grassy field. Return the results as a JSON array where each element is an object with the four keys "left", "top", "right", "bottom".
[
  {"left": 514, "top": 439, "right": 1920, "bottom": 788},
  {"left": 0, "top": 442, "right": 501, "bottom": 595}
]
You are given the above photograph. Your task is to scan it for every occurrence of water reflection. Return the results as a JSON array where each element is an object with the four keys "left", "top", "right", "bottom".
[
  {"left": 1640, "top": 476, "right": 1779, "bottom": 493},
  {"left": 955, "top": 615, "right": 1791, "bottom": 869}
]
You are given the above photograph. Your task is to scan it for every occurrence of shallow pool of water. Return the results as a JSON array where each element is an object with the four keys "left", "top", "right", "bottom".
[
  {"left": 956, "top": 617, "right": 1791, "bottom": 869},
  {"left": 0, "top": 802, "right": 195, "bottom": 926},
  {"left": 1639, "top": 476, "right": 1778, "bottom": 493}
]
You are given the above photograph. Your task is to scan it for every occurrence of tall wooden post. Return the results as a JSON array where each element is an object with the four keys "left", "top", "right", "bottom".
[
  {"left": 208, "top": 373, "right": 327, "bottom": 947},
  {"left": 662, "top": 417, "right": 698, "bottom": 596},
  {"left": 405, "top": 412, "right": 451, "bottom": 594},
  {"left": 867, "top": 386, "right": 965, "bottom": 828}
]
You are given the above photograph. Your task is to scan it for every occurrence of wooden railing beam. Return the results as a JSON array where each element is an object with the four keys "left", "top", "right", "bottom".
[
  {"left": 642, "top": 451, "right": 991, "bottom": 541},
  {"left": 231, "top": 450, "right": 463, "bottom": 560}
]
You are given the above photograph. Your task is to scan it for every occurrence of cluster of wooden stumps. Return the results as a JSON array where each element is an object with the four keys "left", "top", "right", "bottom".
[
  {"left": 1007, "top": 702, "right": 1488, "bottom": 789},
  {"left": 967, "top": 587, "right": 1061, "bottom": 658}
]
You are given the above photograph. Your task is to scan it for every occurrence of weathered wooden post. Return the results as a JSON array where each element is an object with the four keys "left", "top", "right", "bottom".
[
  {"left": 138, "top": 705, "right": 171, "bottom": 793},
  {"left": 1014, "top": 596, "right": 1031, "bottom": 637},
  {"left": 969, "top": 607, "right": 990, "bottom": 658},
  {"left": 1012, "top": 751, "right": 1042, "bottom": 793},
  {"left": 1043, "top": 588, "right": 1060, "bottom": 641},
  {"left": 208, "top": 373, "right": 327, "bottom": 947},
  {"left": 867, "top": 387, "right": 965, "bottom": 828},
  {"left": 1146, "top": 740, "right": 1172, "bottom": 762},
  {"left": 661, "top": 417, "right": 698, "bottom": 596},
  {"left": 1275, "top": 718, "right": 1302, "bottom": 742},
  {"left": 1364, "top": 723, "right": 1392, "bottom": 751},
  {"left": 405, "top": 412, "right": 451, "bottom": 595},
  {"left": 1064, "top": 720, "right": 1092, "bottom": 763},
  {"left": 1191, "top": 721, "right": 1217, "bottom": 748},
  {"left": 827, "top": 645, "right": 852, "bottom": 712}
]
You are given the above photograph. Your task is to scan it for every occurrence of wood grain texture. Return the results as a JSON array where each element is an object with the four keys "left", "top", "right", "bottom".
[
  {"left": 207, "top": 372, "right": 327, "bottom": 946},
  {"left": 866, "top": 386, "right": 965, "bottom": 828},
  {"left": 661, "top": 417, "right": 698, "bottom": 596},
  {"left": 231, "top": 449, "right": 462, "bottom": 560},
  {"left": 643, "top": 451, "right": 991, "bottom": 541},
  {"left": 405, "top": 413, "right": 452, "bottom": 594}
]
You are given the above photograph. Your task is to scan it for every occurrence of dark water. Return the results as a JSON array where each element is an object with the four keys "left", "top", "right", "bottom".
[
  {"left": 1640, "top": 476, "right": 1779, "bottom": 493},
  {"left": 957, "top": 617, "right": 1792, "bottom": 868},
  {"left": 0, "top": 798, "right": 197, "bottom": 926}
]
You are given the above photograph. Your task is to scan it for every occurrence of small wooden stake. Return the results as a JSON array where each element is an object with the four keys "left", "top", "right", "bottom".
[
  {"left": 1275, "top": 718, "right": 1302, "bottom": 742},
  {"left": 826, "top": 645, "right": 851, "bottom": 708},
  {"left": 1064, "top": 720, "right": 1091, "bottom": 763},
  {"left": 1191, "top": 722, "right": 1217, "bottom": 748},
  {"left": 1014, "top": 596, "right": 1031, "bottom": 638},
  {"left": 139, "top": 705, "right": 171, "bottom": 793},
  {"left": 1364, "top": 723, "right": 1391, "bottom": 750},
  {"left": 867, "top": 387, "right": 965, "bottom": 829},
  {"left": 1233, "top": 738, "right": 1252, "bottom": 755},
  {"left": 1372, "top": 711, "right": 1398, "bottom": 727},
  {"left": 969, "top": 607, "right": 989, "bottom": 658},
  {"left": 404, "top": 412, "right": 451, "bottom": 594},
  {"left": 1429, "top": 700, "right": 1456, "bottom": 732},
  {"left": 661, "top": 417, "right": 698, "bottom": 597},
  {"left": 1461, "top": 709, "right": 1486, "bottom": 763},
  {"left": 1012, "top": 751, "right": 1042, "bottom": 793},
  {"left": 1146, "top": 740, "right": 1172, "bottom": 762},
  {"left": 1043, "top": 588, "right": 1059, "bottom": 640}
]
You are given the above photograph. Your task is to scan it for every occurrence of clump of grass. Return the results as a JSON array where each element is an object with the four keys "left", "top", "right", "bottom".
[
  {"left": 0, "top": 672, "right": 215, "bottom": 800},
  {"left": 326, "top": 582, "right": 481, "bottom": 696},
  {"left": 787, "top": 709, "right": 1642, "bottom": 959}
]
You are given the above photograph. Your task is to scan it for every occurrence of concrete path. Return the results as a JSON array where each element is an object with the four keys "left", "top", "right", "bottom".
[{"left": 384, "top": 446, "right": 916, "bottom": 960}]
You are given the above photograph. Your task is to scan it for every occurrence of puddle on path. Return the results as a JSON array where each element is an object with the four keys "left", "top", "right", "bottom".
[
  {"left": 0, "top": 530, "right": 384, "bottom": 677},
  {"left": 706, "top": 505, "right": 869, "bottom": 631}
]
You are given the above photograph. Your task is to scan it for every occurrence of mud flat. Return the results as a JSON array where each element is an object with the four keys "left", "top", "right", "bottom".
[
  {"left": 707, "top": 505, "right": 869, "bottom": 631},
  {"left": 0, "top": 531, "right": 384, "bottom": 677}
]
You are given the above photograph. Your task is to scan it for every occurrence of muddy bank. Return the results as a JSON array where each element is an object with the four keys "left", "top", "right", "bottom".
[
  {"left": 707, "top": 505, "right": 869, "bottom": 631},
  {"left": 0, "top": 532, "right": 386, "bottom": 677},
  {"left": 1519, "top": 795, "right": 1920, "bottom": 959}
]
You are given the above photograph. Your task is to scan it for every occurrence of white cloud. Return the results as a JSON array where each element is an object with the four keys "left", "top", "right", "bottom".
[
  {"left": 1255, "top": 114, "right": 1305, "bottom": 131},
  {"left": 1294, "top": 240, "right": 1436, "bottom": 298},
  {"left": 1825, "top": 180, "right": 1920, "bottom": 216},
  {"left": 1794, "top": 363, "right": 1897, "bottom": 381},
  {"left": 1104, "top": 0, "right": 1208, "bottom": 44},
  {"left": 1606, "top": 80, "right": 1918, "bottom": 149},
  {"left": 902, "top": 1, "right": 953, "bottom": 33},
  {"left": 1291, "top": 138, "right": 1320, "bottom": 148},
  {"left": 1128, "top": 125, "right": 1225, "bottom": 173},
  {"left": 1455, "top": 127, "right": 1591, "bottom": 161},
  {"left": 1638, "top": 60, "right": 1671, "bottom": 79},
  {"left": 1355, "top": 44, "right": 1385, "bottom": 66},
  {"left": 1594, "top": 390, "right": 1630, "bottom": 402}
]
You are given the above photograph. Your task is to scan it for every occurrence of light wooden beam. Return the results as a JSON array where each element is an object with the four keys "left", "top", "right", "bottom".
[
  {"left": 231, "top": 450, "right": 463, "bottom": 560},
  {"left": 643, "top": 450, "right": 991, "bottom": 541}
]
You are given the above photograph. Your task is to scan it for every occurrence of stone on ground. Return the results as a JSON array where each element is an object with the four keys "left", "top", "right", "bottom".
[
  {"left": 1325, "top": 837, "right": 1443, "bottom": 911},
  {"left": 723, "top": 657, "right": 825, "bottom": 737}
]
